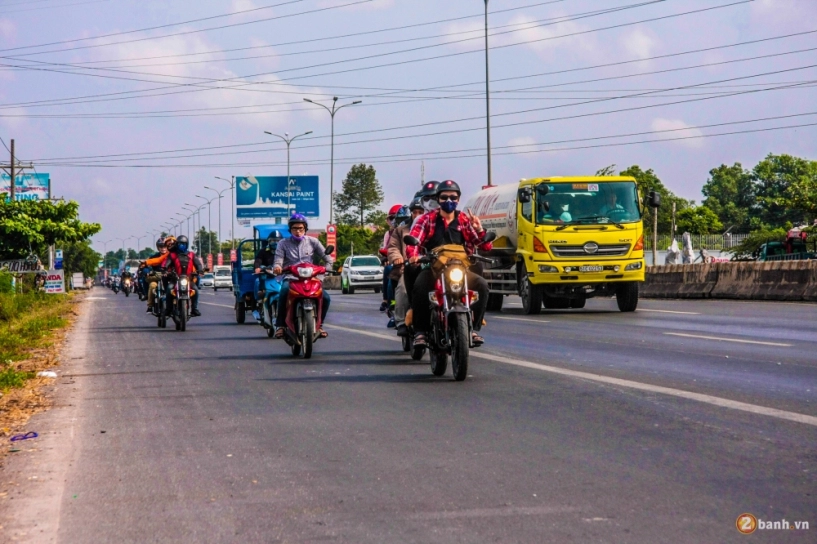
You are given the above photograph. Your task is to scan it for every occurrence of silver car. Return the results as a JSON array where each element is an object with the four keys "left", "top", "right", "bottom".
[{"left": 340, "top": 255, "right": 383, "bottom": 294}]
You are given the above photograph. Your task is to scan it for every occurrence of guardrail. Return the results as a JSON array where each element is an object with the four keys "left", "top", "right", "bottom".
[{"left": 642, "top": 261, "right": 817, "bottom": 301}]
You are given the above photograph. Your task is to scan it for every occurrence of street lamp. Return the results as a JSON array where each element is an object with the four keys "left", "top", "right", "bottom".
[
  {"left": 484, "top": 0, "right": 493, "bottom": 187},
  {"left": 175, "top": 212, "right": 189, "bottom": 240},
  {"left": 263, "top": 130, "right": 312, "bottom": 218},
  {"left": 303, "top": 97, "right": 362, "bottom": 224},
  {"left": 116, "top": 236, "right": 132, "bottom": 268},
  {"left": 205, "top": 185, "right": 230, "bottom": 257},
  {"left": 195, "top": 194, "right": 217, "bottom": 257},
  {"left": 214, "top": 176, "right": 235, "bottom": 249}
]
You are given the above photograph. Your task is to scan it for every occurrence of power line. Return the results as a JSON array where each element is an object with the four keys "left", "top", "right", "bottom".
[{"left": 2, "top": 0, "right": 111, "bottom": 15}]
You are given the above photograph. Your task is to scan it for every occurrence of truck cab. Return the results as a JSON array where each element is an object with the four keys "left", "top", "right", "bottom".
[{"left": 471, "top": 176, "right": 648, "bottom": 314}]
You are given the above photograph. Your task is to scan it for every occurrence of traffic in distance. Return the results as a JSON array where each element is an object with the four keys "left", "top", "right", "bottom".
[{"left": 111, "top": 175, "right": 657, "bottom": 380}]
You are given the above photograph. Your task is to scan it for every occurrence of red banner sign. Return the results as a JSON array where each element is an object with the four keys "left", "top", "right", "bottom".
[
  {"left": 217, "top": 253, "right": 224, "bottom": 266},
  {"left": 326, "top": 224, "right": 337, "bottom": 258},
  {"left": 207, "top": 254, "right": 213, "bottom": 270},
  {"left": 230, "top": 249, "right": 237, "bottom": 262}
]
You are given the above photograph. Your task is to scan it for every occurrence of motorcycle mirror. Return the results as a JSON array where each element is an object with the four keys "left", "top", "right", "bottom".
[
  {"left": 403, "top": 235, "right": 421, "bottom": 246},
  {"left": 647, "top": 190, "right": 661, "bottom": 208},
  {"left": 324, "top": 245, "right": 335, "bottom": 255},
  {"left": 482, "top": 231, "right": 497, "bottom": 243}
]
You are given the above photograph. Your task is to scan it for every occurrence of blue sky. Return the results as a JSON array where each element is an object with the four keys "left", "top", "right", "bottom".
[{"left": 1, "top": 0, "right": 815, "bottom": 251}]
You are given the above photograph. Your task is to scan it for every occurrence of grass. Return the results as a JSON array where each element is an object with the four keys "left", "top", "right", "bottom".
[{"left": 0, "top": 291, "right": 74, "bottom": 391}]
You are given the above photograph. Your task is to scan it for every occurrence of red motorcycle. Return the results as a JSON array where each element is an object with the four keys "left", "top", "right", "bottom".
[{"left": 282, "top": 262, "right": 327, "bottom": 359}]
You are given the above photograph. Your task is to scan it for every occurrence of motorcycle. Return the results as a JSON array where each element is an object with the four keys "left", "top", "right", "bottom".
[
  {"left": 122, "top": 277, "right": 132, "bottom": 297},
  {"left": 280, "top": 244, "right": 334, "bottom": 359},
  {"left": 404, "top": 236, "right": 494, "bottom": 381},
  {"left": 152, "top": 275, "right": 168, "bottom": 329},
  {"left": 112, "top": 279, "right": 120, "bottom": 294},
  {"left": 255, "top": 266, "right": 283, "bottom": 338},
  {"left": 168, "top": 274, "right": 193, "bottom": 331}
]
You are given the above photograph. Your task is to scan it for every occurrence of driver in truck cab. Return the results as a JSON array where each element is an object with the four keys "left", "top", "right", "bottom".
[{"left": 406, "top": 179, "right": 492, "bottom": 348}]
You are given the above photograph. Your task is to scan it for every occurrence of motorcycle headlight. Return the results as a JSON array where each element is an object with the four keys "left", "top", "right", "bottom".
[
  {"left": 297, "top": 267, "right": 314, "bottom": 278},
  {"left": 180, "top": 278, "right": 189, "bottom": 287},
  {"left": 448, "top": 267, "right": 464, "bottom": 283}
]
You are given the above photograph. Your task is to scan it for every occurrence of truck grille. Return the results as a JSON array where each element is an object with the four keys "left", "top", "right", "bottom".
[{"left": 550, "top": 243, "right": 630, "bottom": 258}]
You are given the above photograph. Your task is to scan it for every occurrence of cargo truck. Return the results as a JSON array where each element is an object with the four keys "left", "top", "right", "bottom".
[{"left": 464, "top": 176, "right": 660, "bottom": 314}]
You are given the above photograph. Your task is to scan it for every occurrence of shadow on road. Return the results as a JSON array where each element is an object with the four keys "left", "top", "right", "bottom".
[{"left": 257, "top": 373, "right": 446, "bottom": 384}]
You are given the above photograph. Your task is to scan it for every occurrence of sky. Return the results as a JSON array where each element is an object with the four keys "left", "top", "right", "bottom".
[{"left": 1, "top": 0, "right": 816, "bottom": 252}]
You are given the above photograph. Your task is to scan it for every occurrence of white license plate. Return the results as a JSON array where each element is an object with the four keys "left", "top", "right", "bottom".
[
  {"left": 579, "top": 265, "right": 603, "bottom": 273},
  {"left": 364, "top": 276, "right": 375, "bottom": 280}
]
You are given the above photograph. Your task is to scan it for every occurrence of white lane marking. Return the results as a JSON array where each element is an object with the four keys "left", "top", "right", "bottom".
[
  {"left": 492, "top": 316, "right": 551, "bottom": 324},
  {"left": 638, "top": 309, "right": 700, "bottom": 315},
  {"left": 199, "top": 302, "right": 234, "bottom": 309},
  {"left": 325, "top": 324, "right": 817, "bottom": 427},
  {"left": 664, "top": 332, "right": 792, "bottom": 347}
]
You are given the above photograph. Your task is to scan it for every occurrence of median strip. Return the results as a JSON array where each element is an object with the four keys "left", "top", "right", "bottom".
[
  {"left": 664, "top": 332, "right": 792, "bottom": 347},
  {"left": 325, "top": 324, "right": 817, "bottom": 427}
]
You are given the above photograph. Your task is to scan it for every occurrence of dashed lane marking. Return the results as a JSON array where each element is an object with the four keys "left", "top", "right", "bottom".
[
  {"left": 664, "top": 332, "right": 792, "bottom": 347},
  {"left": 638, "top": 309, "right": 700, "bottom": 315},
  {"left": 324, "top": 324, "right": 817, "bottom": 427},
  {"left": 199, "top": 302, "right": 234, "bottom": 309},
  {"left": 492, "top": 316, "right": 551, "bottom": 324}
]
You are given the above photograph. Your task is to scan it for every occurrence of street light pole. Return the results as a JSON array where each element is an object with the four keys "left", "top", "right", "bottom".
[
  {"left": 195, "top": 195, "right": 216, "bottom": 257},
  {"left": 205, "top": 186, "right": 229, "bottom": 257},
  {"left": 215, "top": 176, "right": 235, "bottom": 249},
  {"left": 303, "top": 97, "right": 362, "bottom": 225},
  {"left": 263, "top": 130, "right": 312, "bottom": 218},
  {"left": 484, "top": 0, "right": 493, "bottom": 187}
]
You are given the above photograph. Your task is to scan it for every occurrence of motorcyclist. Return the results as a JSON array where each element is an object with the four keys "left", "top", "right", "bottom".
[
  {"left": 388, "top": 198, "right": 424, "bottom": 337},
  {"left": 379, "top": 204, "right": 403, "bottom": 312},
  {"left": 143, "top": 237, "right": 171, "bottom": 313},
  {"left": 407, "top": 179, "right": 492, "bottom": 347},
  {"left": 163, "top": 235, "right": 204, "bottom": 317},
  {"left": 253, "top": 230, "right": 284, "bottom": 321},
  {"left": 272, "top": 213, "right": 333, "bottom": 339},
  {"left": 419, "top": 181, "right": 441, "bottom": 213}
]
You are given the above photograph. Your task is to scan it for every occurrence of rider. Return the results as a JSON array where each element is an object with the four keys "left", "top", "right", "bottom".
[
  {"left": 406, "top": 180, "right": 492, "bottom": 347},
  {"left": 379, "top": 204, "right": 403, "bottom": 312},
  {"left": 144, "top": 237, "right": 172, "bottom": 313},
  {"left": 163, "top": 235, "right": 204, "bottom": 317},
  {"left": 253, "top": 230, "right": 284, "bottom": 321},
  {"left": 389, "top": 198, "right": 425, "bottom": 337},
  {"left": 272, "top": 213, "right": 333, "bottom": 339}
]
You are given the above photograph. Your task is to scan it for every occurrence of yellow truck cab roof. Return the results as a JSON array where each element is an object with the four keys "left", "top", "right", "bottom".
[{"left": 519, "top": 176, "right": 637, "bottom": 186}]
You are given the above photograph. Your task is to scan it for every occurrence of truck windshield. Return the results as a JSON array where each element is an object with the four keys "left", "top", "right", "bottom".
[
  {"left": 216, "top": 269, "right": 231, "bottom": 276},
  {"left": 536, "top": 181, "right": 642, "bottom": 226}
]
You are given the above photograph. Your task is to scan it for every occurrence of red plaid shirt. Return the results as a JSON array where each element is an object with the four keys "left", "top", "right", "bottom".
[{"left": 406, "top": 210, "right": 492, "bottom": 258}]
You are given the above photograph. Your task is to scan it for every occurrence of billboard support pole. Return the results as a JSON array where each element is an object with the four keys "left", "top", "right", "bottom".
[{"left": 263, "top": 130, "right": 313, "bottom": 218}]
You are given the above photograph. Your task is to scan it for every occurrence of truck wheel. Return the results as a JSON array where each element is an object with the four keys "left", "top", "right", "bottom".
[
  {"left": 485, "top": 293, "right": 504, "bottom": 312},
  {"left": 569, "top": 297, "right": 586, "bottom": 309},
  {"left": 616, "top": 282, "right": 639, "bottom": 312},
  {"left": 236, "top": 300, "right": 246, "bottom": 323},
  {"left": 520, "top": 276, "right": 542, "bottom": 315}
]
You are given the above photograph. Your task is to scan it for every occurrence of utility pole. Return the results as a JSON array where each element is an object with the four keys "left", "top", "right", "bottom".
[
  {"left": 671, "top": 202, "right": 677, "bottom": 243},
  {"left": 8, "top": 139, "right": 13, "bottom": 200},
  {"left": 421, "top": 161, "right": 425, "bottom": 185},
  {"left": 652, "top": 208, "right": 658, "bottom": 267},
  {"left": 263, "top": 130, "right": 312, "bottom": 217},
  {"left": 484, "top": 0, "right": 493, "bottom": 187},
  {"left": 303, "top": 97, "right": 362, "bottom": 224},
  {"left": 1, "top": 139, "right": 33, "bottom": 201},
  {"left": 215, "top": 176, "right": 236, "bottom": 249}
]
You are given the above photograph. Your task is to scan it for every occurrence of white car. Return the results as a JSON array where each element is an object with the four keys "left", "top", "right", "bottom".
[
  {"left": 213, "top": 266, "right": 233, "bottom": 291},
  {"left": 340, "top": 255, "right": 383, "bottom": 294},
  {"left": 200, "top": 273, "right": 215, "bottom": 288}
]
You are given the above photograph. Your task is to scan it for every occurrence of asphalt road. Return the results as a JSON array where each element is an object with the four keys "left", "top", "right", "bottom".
[{"left": 2, "top": 288, "right": 816, "bottom": 543}]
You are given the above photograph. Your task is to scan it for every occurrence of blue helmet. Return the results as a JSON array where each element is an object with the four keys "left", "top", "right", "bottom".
[{"left": 288, "top": 213, "right": 308, "bottom": 231}]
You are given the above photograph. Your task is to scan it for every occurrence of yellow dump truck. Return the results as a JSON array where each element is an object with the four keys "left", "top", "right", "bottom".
[{"left": 464, "top": 176, "right": 659, "bottom": 314}]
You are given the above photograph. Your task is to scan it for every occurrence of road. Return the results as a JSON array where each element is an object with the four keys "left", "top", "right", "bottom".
[{"left": 2, "top": 288, "right": 815, "bottom": 543}]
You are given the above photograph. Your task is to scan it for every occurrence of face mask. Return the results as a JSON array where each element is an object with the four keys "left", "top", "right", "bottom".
[
  {"left": 440, "top": 200, "right": 458, "bottom": 213},
  {"left": 291, "top": 234, "right": 304, "bottom": 241},
  {"left": 423, "top": 199, "right": 439, "bottom": 212}
]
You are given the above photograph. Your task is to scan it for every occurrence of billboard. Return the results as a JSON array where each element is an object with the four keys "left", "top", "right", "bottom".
[
  {"left": 236, "top": 175, "right": 319, "bottom": 219},
  {"left": 1, "top": 173, "right": 50, "bottom": 202}
]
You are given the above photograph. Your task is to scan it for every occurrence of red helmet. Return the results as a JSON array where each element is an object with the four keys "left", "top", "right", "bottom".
[{"left": 387, "top": 204, "right": 402, "bottom": 218}]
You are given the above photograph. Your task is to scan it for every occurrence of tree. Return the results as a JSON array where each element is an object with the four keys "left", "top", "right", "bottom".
[
  {"left": 729, "top": 227, "right": 787, "bottom": 260},
  {"left": 753, "top": 154, "right": 817, "bottom": 228},
  {"left": 334, "top": 164, "right": 384, "bottom": 227},
  {"left": 701, "top": 163, "right": 756, "bottom": 233},
  {"left": 618, "top": 165, "right": 689, "bottom": 234},
  {"left": 62, "top": 240, "right": 101, "bottom": 279},
  {"left": 193, "top": 227, "right": 219, "bottom": 255},
  {"left": 0, "top": 197, "right": 101, "bottom": 260},
  {"left": 318, "top": 224, "right": 385, "bottom": 271},
  {"left": 675, "top": 206, "right": 723, "bottom": 234}
]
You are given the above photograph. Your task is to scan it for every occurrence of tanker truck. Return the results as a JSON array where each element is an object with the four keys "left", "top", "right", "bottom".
[{"left": 464, "top": 176, "right": 660, "bottom": 314}]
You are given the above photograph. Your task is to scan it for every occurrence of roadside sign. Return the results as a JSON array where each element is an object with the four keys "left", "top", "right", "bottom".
[
  {"left": 55, "top": 249, "right": 63, "bottom": 270},
  {"left": 326, "top": 224, "right": 337, "bottom": 258},
  {"left": 44, "top": 270, "right": 65, "bottom": 294},
  {"left": 230, "top": 249, "right": 237, "bottom": 262},
  {"left": 207, "top": 254, "right": 213, "bottom": 270},
  {"left": 0, "top": 259, "right": 43, "bottom": 273},
  {"left": 217, "top": 253, "right": 224, "bottom": 266},
  {"left": 97, "top": 260, "right": 104, "bottom": 269},
  {"left": 236, "top": 175, "right": 319, "bottom": 219}
]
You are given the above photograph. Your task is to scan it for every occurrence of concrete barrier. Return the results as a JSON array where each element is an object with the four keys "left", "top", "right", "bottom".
[
  {"left": 322, "top": 275, "right": 341, "bottom": 291},
  {"left": 645, "top": 260, "right": 816, "bottom": 301}
]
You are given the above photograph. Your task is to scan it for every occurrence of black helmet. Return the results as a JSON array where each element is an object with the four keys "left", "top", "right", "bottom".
[
  {"left": 156, "top": 237, "right": 165, "bottom": 250},
  {"left": 419, "top": 181, "right": 440, "bottom": 199},
  {"left": 436, "top": 179, "right": 461, "bottom": 196},
  {"left": 409, "top": 195, "right": 424, "bottom": 211},
  {"left": 394, "top": 205, "right": 411, "bottom": 227},
  {"left": 267, "top": 230, "right": 284, "bottom": 246},
  {"left": 176, "top": 235, "right": 189, "bottom": 252}
]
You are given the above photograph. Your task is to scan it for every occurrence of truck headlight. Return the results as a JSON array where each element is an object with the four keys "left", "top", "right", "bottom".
[
  {"left": 538, "top": 265, "right": 558, "bottom": 273},
  {"left": 625, "top": 261, "right": 643, "bottom": 271},
  {"left": 448, "top": 267, "right": 464, "bottom": 283}
]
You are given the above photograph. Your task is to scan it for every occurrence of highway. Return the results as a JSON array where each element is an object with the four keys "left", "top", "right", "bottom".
[{"left": 2, "top": 289, "right": 815, "bottom": 543}]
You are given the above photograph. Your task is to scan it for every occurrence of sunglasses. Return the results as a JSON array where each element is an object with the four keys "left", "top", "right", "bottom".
[
  {"left": 290, "top": 226, "right": 305, "bottom": 232},
  {"left": 438, "top": 195, "right": 459, "bottom": 202}
]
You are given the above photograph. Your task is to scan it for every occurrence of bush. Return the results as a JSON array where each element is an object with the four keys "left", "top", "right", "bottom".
[
  {"left": 730, "top": 228, "right": 787, "bottom": 260},
  {"left": 0, "top": 270, "right": 13, "bottom": 294}
]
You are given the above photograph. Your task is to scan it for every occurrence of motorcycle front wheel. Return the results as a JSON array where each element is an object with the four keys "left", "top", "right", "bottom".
[
  {"left": 301, "top": 307, "right": 315, "bottom": 359},
  {"left": 451, "top": 313, "right": 470, "bottom": 381},
  {"left": 180, "top": 300, "right": 188, "bottom": 331}
]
